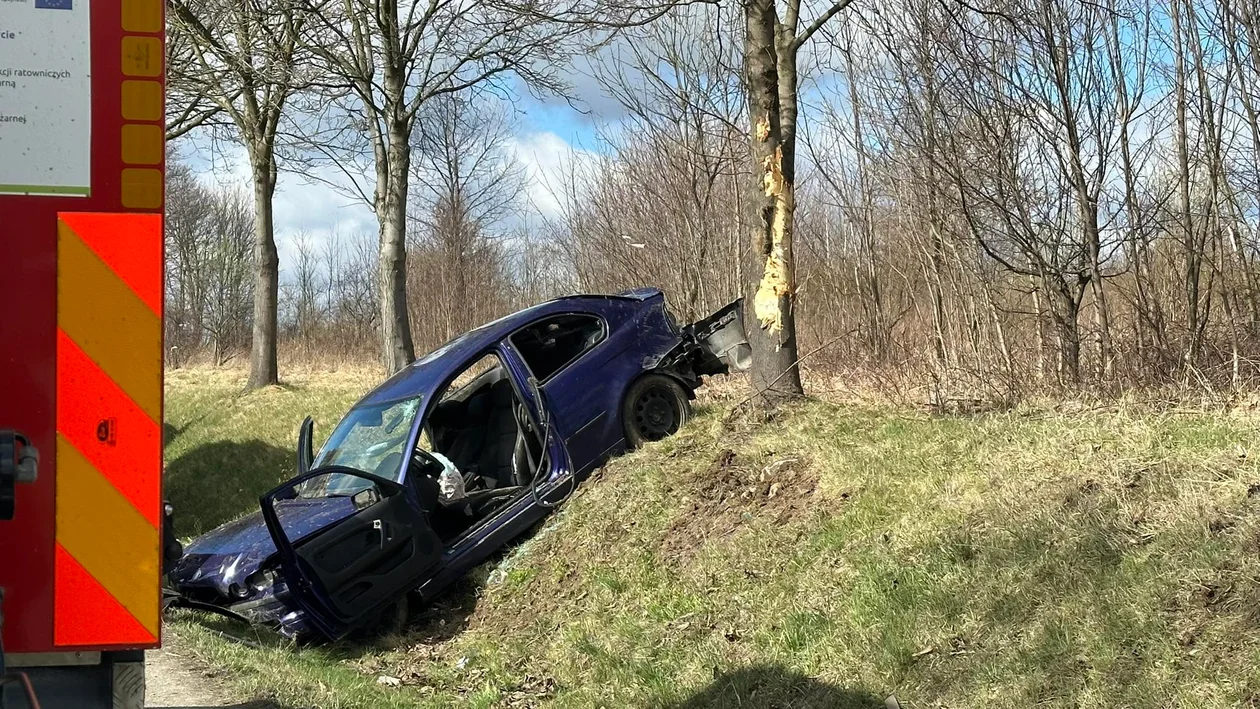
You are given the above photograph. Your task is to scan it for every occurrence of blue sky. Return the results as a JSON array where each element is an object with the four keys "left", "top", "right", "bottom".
[{"left": 180, "top": 81, "right": 615, "bottom": 272}]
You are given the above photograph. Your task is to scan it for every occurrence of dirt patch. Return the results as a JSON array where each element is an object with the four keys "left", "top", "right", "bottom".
[
  {"left": 405, "top": 581, "right": 481, "bottom": 644},
  {"left": 1063, "top": 478, "right": 1104, "bottom": 511},
  {"left": 659, "top": 448, "right": 818, "bottom": 566},
  {"left": 353, "top": 643, "right": 557, "bottom": 708},
  {"left": 353, "top": 590, "right": 560, "bottom": 707},
  {"left": 374, "top": 521, "right": 589, "bottom": 680},
  {"left": 146, "top": 642, "right": 277, "bottom": 708},
  {"left": 1208, "top": 517, "right": 1236, "bottom": 535}
]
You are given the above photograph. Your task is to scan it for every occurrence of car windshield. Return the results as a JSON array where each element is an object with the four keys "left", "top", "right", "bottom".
[{"left": 300, "top": 396, "right": 423, "bottom": 498}]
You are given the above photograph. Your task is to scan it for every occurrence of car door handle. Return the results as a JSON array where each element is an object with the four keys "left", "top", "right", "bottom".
[{"left": 372, "top": 519, "right": 390, "bottom": 549}]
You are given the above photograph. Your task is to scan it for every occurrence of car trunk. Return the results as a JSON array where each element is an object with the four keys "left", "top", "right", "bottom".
[{"left": 684, "top": 299, "right": 752, "bottom": 375}]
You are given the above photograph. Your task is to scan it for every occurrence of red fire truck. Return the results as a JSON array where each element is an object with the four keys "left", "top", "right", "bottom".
[{"left": 0, "top": 0, "right": 168, "bottom": 705}]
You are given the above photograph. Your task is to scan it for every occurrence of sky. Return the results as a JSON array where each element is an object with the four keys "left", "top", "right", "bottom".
[{"left": 179, "top": 71, "right": 619, "bottom": 273}]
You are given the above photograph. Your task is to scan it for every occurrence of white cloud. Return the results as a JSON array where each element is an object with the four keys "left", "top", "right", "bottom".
[
  {"left": 528, "top": 53, "right": 631, "bottom": 126},
  {"left": 505, "top": 130, "right": 597, "bottom": 222},
  {"left": 181, "top": 141, "right": 377, "bottom": 272},
  {"left": 180, "top": 127, "right": 594, "bottom": 271}
]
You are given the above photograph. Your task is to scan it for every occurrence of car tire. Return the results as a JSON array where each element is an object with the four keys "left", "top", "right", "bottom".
[{"left": 622, "top": 374, "right": 692, "bottom": 449}]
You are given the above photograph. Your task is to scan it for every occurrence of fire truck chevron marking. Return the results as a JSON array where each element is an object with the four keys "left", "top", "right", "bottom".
[
  {"left": 56, "top": 219, "right": 161, "bottom": 422},
  {"left": 53, "top": 543, "right": 157, "bottom": 647},
  {"left": 55, "top": 435, "right": 159, "bottom": 639},
  {"left": 56, "top": 329, "right": 161, "bottom": 527},
  {"left": 57, "top": 212, "right": 162, "bottom": 314},
  {"left": 54, "top": 213, "right": 163, "bottom": 649}
]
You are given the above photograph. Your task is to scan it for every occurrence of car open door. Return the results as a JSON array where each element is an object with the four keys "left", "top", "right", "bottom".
[
  {"left": 498, "top": 344, "right": 576, "bottom": 493},
  {"left": 259, "top": 466, "right": 443, "bottom": 640}
]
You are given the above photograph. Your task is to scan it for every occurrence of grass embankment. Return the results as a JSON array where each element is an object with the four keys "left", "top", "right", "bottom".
[{"left": 165, "top": 369, "right": 1260, "bottom": 708}]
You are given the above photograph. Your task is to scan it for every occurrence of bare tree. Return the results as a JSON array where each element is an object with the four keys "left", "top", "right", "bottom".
[
  {"left": 406, "top": 93, "right": 526, "bottom": 348},
  {"left": 167, "top": 0, "right": 310, "bottom": 387},
  {"left": 164, "top": 162, "right": 216, "bottom": 364},
  {"left": 162, "top": 0, "right": 1260, "bottom": 396},
  {"left": 282, "top": 232, "right": 327, "bottom": 355},
  {"left": 164, "top": 161, "right": 254, "bottom": 367},
  {"left": 322, "top": 231, "right": 381, "bottom": 359},
  {"left": 295, "top": 0, "right": 602, "bottom": 373},
  {"left": 551, "top": 7, "right": 747, "bottom": 321}
]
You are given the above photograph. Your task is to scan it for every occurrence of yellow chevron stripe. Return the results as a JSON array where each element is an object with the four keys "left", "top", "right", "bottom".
[
  {"left": 57, "top": 222, "right": 161, "bottom": 422},
  {"left": 55, "top": 435, "right": 159, "bottom": 637}
]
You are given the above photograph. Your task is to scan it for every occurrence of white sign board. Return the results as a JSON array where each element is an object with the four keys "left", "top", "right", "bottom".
[{"left": 0, "top": 0, "right": 91, "bottom": 196}]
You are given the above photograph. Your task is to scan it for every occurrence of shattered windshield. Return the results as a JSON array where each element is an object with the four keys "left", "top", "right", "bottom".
[{"left": 304, "top": 396, "right": 423, "bottom": 496}]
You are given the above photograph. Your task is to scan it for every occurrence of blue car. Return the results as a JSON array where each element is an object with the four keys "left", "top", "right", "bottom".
[{"left": 168, "top": 289, "right": 749, "bottom": 641}]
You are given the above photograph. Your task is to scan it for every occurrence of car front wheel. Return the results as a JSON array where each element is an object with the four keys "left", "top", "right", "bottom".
[{"left": 622, "top": 374, "right": 692, "bottom": 449}]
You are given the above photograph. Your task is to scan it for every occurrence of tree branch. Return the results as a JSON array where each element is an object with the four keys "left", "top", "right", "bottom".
[{"left": 792, "top": 0, "right": 858, "bottom": 50}]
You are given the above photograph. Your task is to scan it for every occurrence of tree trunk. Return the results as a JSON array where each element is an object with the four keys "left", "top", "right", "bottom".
[
  {"left": 1082, "top": 198, "right": 1111, "bottom": 381},
  {"left": 246, "top": 156, "right": 279, "bottom": 389},
  {"left": 1032, "top": 277, "right": 1048, "bottom": 381},
  {"left": 1050, "top": 283, "right": 1083, "bottom": 385},
  {"left": 378, "top": 123, "right": 416, "bottom": 373},
  {"left": 1171, "top": 0, "right": 1200, "bottom": 369},
  {"left": 981, "top": 279, "right": 1013, "bottom": 393},
  {"left": 1091, "top": 273, "right": 1111, "bottom": 381},
  {"left": 1218, "top": 0, "right": 1260, "bottom": 334},
  {"left": 926, "top": 189, "right": 948, "bottom": 371},
  {"left": 743, "top": 0, "right": 803, "bottom": 405}
]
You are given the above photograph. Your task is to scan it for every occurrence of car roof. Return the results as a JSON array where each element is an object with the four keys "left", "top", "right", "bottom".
[{"left": 358, "top": 289, "right": 662, "bottom": 406}]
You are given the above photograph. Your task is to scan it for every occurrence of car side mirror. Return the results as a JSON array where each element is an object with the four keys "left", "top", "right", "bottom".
[{"left": 351, "top": 486, "right": 381, "bottom": 510}]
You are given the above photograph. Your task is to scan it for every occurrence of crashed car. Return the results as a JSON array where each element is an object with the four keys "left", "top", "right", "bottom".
[{"left": 168, "top": 288, "right": 750, "bottom": 641}]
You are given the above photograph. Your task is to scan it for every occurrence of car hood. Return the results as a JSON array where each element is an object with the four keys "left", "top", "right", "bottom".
[{"left": 170, "top": 497, "right": 356, "bottom": 599}]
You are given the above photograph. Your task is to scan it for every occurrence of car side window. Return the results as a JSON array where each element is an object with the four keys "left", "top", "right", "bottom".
[{"left": 511, "top": 314, "right": 605, "bottom": 381}]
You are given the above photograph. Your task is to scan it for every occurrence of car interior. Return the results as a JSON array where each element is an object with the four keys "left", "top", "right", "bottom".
[
  {"left": 510, "top": 314, "right": 604, "bottom": 380},
  {"left": 406, "top": 315, "right": 604, "bottom": 543},
  {"left": 414, "top": 356, "right": 544, "bottom": 541}
]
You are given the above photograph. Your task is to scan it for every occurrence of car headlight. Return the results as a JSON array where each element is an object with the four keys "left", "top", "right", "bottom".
[{"left": 245, "top": 568, "right": 277, "bottom": 593}]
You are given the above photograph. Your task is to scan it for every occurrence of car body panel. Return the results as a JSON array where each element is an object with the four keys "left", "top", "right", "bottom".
[
  {"left": 170, "top": 497, "right": 356, "bottom": 601},
  {"left": 168, "top": 289, "right": 746, "bottom": 640}
]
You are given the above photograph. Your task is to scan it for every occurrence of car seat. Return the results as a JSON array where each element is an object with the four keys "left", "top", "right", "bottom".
[
  {"left": 430, "top": 389, "right": 491, "bottom": 483},
  {"left": 479, "top": 378, "right": 523, "bottom": 488}
]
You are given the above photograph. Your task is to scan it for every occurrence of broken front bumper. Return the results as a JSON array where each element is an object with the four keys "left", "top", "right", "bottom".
[{"left": 164, "top": 576, "right": 315, "bottom": 640}]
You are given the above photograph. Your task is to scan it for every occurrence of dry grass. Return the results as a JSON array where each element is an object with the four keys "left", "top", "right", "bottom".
[{"left": 165, "top": 367, "right": 1260, "bottom": 708}]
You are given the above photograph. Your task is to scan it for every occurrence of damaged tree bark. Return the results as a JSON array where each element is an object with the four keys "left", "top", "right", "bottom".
[{"left": 743, "top": 0, "right": 856, "bottom": 405}]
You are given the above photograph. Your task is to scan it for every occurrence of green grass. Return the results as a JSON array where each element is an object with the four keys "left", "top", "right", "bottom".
[
  {"left": 164, "top": 367, "right": 378, "bottom": 537},
  {"left": 164, "top": 371, "right": 1260, "bottom": 708}
]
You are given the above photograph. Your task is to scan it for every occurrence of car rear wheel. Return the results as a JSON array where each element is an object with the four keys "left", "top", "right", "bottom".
[{"left": 623, "top": 375, "right": 692, "bottom": 449}]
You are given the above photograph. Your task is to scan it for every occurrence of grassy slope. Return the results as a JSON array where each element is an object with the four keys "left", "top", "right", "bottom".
[{"left": 166, "top": 370, "right": 1260, "bottom": 708}]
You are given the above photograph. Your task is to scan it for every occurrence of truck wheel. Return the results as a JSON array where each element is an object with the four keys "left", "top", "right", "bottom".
[{"left": 622, "top": 375, "right": 691, "bottom": 449}]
